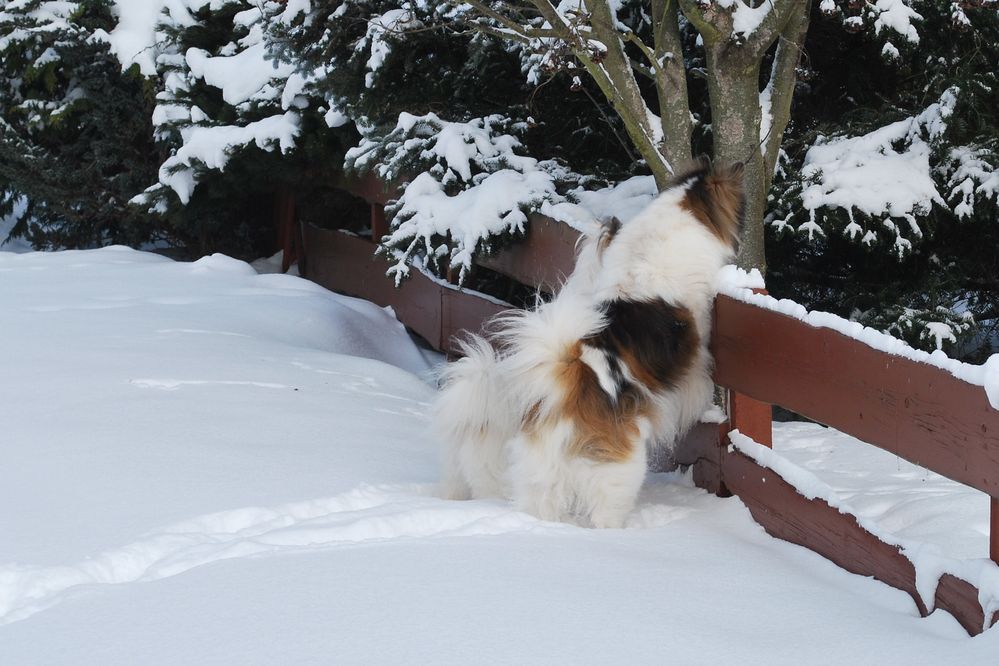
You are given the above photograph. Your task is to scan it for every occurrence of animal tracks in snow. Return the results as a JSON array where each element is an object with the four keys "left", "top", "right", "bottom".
[
  {"left": 0, "top": 481, "right": 698, "bottom": 627},
  {"left": 0, "top": 485, "right": 541, "bottom": 626},
  {"left": 130, "top": 378, "right": 292, "bottom": 391}
]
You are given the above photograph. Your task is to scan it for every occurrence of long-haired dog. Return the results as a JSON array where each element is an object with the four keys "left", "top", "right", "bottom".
[{"left": 435, "top": 160, "right": 745, "bottom": 527}]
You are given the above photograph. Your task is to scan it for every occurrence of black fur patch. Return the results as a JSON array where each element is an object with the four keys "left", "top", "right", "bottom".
[{"left": 584, "top": 298, "right": 699, "bottom": 394}]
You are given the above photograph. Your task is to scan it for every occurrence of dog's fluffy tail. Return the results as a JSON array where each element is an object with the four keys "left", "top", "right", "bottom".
[
  {"left": 434, "top": 334, "right": 514, "bottom": 500},
  {"left": 497, "top": 292, "right": 608, "bottom": 424}
]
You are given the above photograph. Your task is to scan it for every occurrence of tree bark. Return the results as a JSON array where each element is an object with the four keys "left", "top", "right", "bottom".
[
  {"left": 762, "top": 3, "right": 812, "bottom": 191},
  {"left": 704, "top": 47, "right": 767, "bottom": 271},
  {"left": 680, "top": 0, "right": 811, "bottom": 273},
  {"left": 651, "top": 0, "right": 693, "bottom": 169}
]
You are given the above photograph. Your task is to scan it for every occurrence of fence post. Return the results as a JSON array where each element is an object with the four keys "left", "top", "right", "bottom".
[
  {"left": 724, "top": 286, "right": 773, "bottom": 448},
  {"left": 728, "top": 390, "right": 773, "bottom": 448},
  {"left": 275, "top": 188, "right": 298, "bottom": 273},
  {"left": 992, "top": 497, "right": 998, "bottom": 565},
  {"left": 371, "top": 204, "right": 388, "bottom": 241}
]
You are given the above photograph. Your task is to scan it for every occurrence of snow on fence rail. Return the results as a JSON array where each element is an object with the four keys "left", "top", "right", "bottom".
[{"left": 292, "top": 179, "right": 999, "bottom": 636}]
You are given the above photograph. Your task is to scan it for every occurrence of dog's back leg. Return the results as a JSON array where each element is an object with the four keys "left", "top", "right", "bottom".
[
  {"left": 571, "top": 427, "right": 649, "bottom": 529},
  {"left": 509, "top": 428, "right": 574, "bottom": 523}
]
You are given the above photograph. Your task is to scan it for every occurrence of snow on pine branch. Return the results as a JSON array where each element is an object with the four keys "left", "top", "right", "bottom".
[
  {"left": 0, "top": 1, "right": 95, "bottom": 128},
  {"left": 820, "top": 0, "right": 922, "bottom": 43},
  {"left": 359, "top": 8, "right": 423, "bottom": 88},
  {"left": 127, "top": 1, "right": 318, "bottom": 209},
  {"left": 773, "top": 88, "right": 959, "bottom": 257},
  {"left": 346, "top": 113, "right": 576, "bottom": 284},
  {"left": 945, "top": 146, "right": 999, "bottom": 219}
]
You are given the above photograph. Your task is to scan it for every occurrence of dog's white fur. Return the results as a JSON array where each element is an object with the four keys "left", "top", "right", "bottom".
[{"left": 435, "top": 170, "right": 739, "bottom": 527}]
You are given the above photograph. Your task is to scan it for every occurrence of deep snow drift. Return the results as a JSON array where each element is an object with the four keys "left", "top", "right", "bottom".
[{"left": 0, "top": 247, "right": 996, "bottom": 664}]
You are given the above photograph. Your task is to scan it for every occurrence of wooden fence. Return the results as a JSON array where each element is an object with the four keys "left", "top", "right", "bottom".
[{"left": 288, "top": 189, "right": 999, "bottom": 636}]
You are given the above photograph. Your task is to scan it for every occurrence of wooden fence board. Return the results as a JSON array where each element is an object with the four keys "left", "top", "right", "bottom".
[
  {"left": 993, "top": 497, "right": 999, "bottom": 564},
  {"left": 440, "top": 287, "right": 510, "bottom": 352},
  {"left": 713, "top": 294, "right": 999, "bottom": 498},
  {"left": 476, "top": 216, "right": 580, "bottom": 291},
  {"left": 674, "top": 425, "right": 996, "bottom": 635},
  {"left": 303, "top": 224, "right": 508, "bottom": 352}
]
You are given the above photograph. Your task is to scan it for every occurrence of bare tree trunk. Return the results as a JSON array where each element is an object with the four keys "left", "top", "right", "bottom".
[
  {"left": 704, "top": 48, "right": 767, "bottom": 270},
  {"left": 462, "top": 0, "right": 812, "bottom": 272},
  {"left": 651, "top": 0, "right": 694, "bottom": 170},
  {"left": 680, "top": 0, "right": 811, "bottom": 273}
]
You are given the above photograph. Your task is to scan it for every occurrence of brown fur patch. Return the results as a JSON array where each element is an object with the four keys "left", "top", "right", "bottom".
[
  {"left": 676, "top": 158, "right": 745, "bottom": 252},
  {"left": 553, "top": 341, "right": 644, "bottom": 464},
  {"left": 522, "top": 401, "right": 542, "bottom": 430}
]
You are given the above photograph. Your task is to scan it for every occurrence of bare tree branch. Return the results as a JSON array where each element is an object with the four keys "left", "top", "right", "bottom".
[
  {"left": 582, "top": 0, "right": 673, "bottom": 182},
  {"left": 461, "top": 0, "right": 558, "bottom": 39},
  {"left": 762, "top": 1, "right": 811, "bottom": 183},
  {"left": 676, "top": 0, "right": 730, "bottom": 45},
  {"left": 744, "top": 0, "right": 804, "bottom": 58},
  {"left": 650, "top": 0, "right": 693, "bottom": 168}
]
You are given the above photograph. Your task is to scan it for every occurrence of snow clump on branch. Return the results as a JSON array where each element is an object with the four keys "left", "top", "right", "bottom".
[
  {"left": 772, "top": 88, "right": 963, "bottom": 257},
  {"left": 345, "top": 113, "right": 583, "bottom": 285}
]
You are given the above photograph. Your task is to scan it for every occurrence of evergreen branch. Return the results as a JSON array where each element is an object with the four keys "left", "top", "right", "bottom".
[
  {"left": 460, "top": 0, "right": 557, "bottom": 39},
  {"left": 468, "top": 20, "right": 532, "bottom": 44}
]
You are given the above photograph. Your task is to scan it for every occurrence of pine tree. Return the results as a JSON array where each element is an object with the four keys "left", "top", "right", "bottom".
[
  {"left": 0, "top": 0, "right": 161, "bottom": 249},
  {"left": 267, "top": 0, "right": 634, "bottom": 281},
  {"left": 129, "top": 0, "right": 358, "bottom": 259}
]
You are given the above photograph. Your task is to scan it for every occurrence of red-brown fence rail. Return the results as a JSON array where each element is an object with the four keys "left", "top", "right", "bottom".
[{"left": 295, "top": 188, "right": 999, "bottom": 636}]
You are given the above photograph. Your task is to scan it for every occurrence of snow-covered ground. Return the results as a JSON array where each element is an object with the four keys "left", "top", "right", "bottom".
[{"left": 1, "top": 247, "right": 997, "bottom": 664}]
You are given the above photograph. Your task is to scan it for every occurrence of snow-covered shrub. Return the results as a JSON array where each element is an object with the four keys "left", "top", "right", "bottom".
[
  {"left": 130, "top": 2, "right": 314, "bottom": 208},
  {"left": 855, "top": 304, "right": 976, "bottom": 354},
  {"left": 113, "top": 0, "right": 356, "bottom": 257},
  {"left": 271, "top": 0, "right": 625, "bottom": 284}
]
